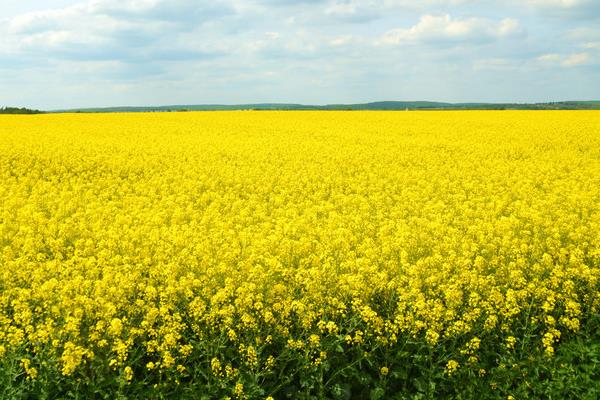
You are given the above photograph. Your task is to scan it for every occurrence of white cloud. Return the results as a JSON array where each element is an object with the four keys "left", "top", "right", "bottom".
[
  {"left": 383, "top": 0, "right": 477, "bottom": 8},
  {"left": 582, "top": 42, "right": 600, "bottom": 49},
  {"left": 525, "top": 0, "right": 592, "bottom": 8},
  {"left": 380, "top": 14, "right": 523, "bottom": 45},
  {"left": 537, "top": 53, "right": 562, "bottom": 63},
  {"left": 473, "top": 58, "right": 517, "bottom": 71},
  {"left": 1, "top": 0, "right": 233, "bottom": 62},
  {"left": 498, "top": 18, "right": 522, "bottom": 36},
  {"left": 329, "top": 35, "right": 354, "bottom": 47},
  {"left": 319, "top": 0, "right": 485, "bottom": 23},
  {"left": 562, "top": 52, "right": 591, "bottom": 66},
  {"left": 265, "top": 31, "right": 280, "bottom": 39},
  {"left": 568, "top": 27, "right": 600, "bottom": 38},
  {"left": 1, "top": 0, "right": 600, "bottom": 109},
  {"left": 522, "top": 0, "right": 600, "bottom": 18},
  {"left": 536, "top": 52, "right": 593, "bottom": 67},
  {"left": 325, "top": 1, "right": 380, "bottom": 22}
]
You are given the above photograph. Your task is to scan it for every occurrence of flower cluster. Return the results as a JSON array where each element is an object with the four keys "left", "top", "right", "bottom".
[{"left": 0, "top": 111, "right": 599, "bottom": 395}]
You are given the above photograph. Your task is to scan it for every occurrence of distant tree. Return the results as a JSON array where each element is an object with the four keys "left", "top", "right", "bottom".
[{"left": 0, "top": 106, "right": 43, "bottom": 114}]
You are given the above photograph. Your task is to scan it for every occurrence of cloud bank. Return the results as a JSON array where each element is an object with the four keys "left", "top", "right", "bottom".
[{"left": 0, "top": 0, "right": 598, "bottom": 109}]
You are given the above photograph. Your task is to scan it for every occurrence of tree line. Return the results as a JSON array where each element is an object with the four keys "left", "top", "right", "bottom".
[{"left": 0, "top": 106, "right": 44, "bottom": 114}]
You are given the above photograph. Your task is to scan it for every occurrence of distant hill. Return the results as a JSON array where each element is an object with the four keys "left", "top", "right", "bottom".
[
  {"left": 50, "top": 100, "right": 600, "bottom": 113},
  {"left": 0, "top": 107, "right": 44, "bottom": 114}
]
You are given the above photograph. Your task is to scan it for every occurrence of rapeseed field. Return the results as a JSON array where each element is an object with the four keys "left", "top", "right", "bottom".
[{"left": 1, "top": 111, "right": 599, "bottom": 399}]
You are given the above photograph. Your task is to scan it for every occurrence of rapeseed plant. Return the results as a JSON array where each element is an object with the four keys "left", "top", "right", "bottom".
[{"left": 0, "top": 111, "right": 599, "bottom": 398}]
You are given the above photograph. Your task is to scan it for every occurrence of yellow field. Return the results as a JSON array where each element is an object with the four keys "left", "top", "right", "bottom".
[{"left": 1, "top": 111, "right": 599, "bottom": 397}]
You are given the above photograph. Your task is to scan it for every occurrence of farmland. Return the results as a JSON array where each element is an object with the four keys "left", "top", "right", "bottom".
[{"left": 1, "top": 111, "right": 599, "bottom": 399}]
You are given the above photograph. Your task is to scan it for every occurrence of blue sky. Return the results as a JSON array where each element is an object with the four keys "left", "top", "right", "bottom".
[{"left": 1, "top": 0, "right": 599, "bottom": 109}]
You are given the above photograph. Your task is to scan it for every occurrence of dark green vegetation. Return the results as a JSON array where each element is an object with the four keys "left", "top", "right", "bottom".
[
  {"left": 2, "top": 315, "right": 598, "bottom": 399},
  {"left": 0, "top": 107, "right": 44, "bottom": 114},
  {"left": 54, "top": 101, "right": 600, "bottom": 113}
]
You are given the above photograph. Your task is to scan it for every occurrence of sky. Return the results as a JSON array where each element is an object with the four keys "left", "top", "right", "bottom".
[{"left": 1, "top": 0, "right": 599, "bottom": 109}]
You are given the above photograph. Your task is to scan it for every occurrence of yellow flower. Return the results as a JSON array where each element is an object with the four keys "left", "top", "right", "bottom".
[
  {"left": 211, "top": 357, "right": 222, "bottom": 377},
  {"left": 124, "top": 366, "right": 133, "bottom": 382},
  {"left": 234, "top": 383, "right": 244, "bottom": 397},
  {"left": 1, "top": 110, "right": 599, "bottom": 392},
  {"left": 20, "top": 359, "right": 38, "bottom": 380},
  {"left": 445, "top": 360, "right": 460, "bottom": 375},
  {"left": 309, "top": 334, "right": 321, "bottom": 348},
  {"left": 61, "top": 342, "right": 91, "bottom": 376},
  {"left": 109, "top": 318, "right": 123, "bottom": 337},
  {"left": 505, "top": 336, "right": 516, "bottom": 350}
]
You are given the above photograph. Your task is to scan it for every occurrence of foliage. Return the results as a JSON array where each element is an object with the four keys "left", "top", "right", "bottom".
[
  {"left": 0, "top": 111, "right": 599, "bottom": 399},
  {"left": 0, "top": 107, "right": 43, "bottom": 114}
]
